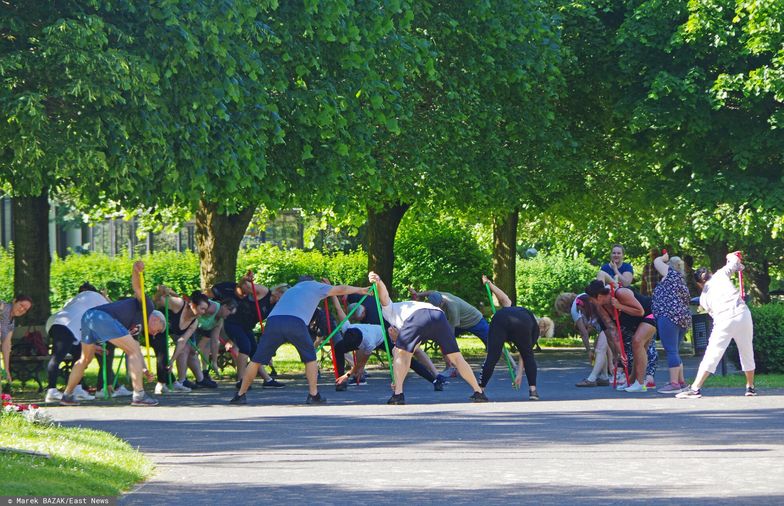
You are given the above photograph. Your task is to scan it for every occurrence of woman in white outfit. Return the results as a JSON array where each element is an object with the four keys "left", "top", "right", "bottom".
[{"left": 677, "top": 252, "right": 756, "bottom": 398}]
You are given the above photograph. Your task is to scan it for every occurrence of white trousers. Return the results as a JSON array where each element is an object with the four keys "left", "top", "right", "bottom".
[{"left": 697, "top": 309, "right": 754, "bottom": 376}]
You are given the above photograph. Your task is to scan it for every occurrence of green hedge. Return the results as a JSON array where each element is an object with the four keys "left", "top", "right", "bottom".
[
  {"left": 393, "top": 218, "right": 492, "bottom": 306},
  {"left": 0, "top": 246, "right": 367, "bottom": 310},
  {"left": 516, "top": 253, "right": 598, "bottom": 318},
  {"left": 727, "top": 303, "right": 784, "bottom": 374}
]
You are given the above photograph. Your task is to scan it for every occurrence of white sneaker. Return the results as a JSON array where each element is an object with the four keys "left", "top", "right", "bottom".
[
  {"left": 154, "top": 382, "right": 170, "bottom": 395},
  {"left": 624, "top": 381, "right": 647, "bottom": 393},
  {"left": 615, "top": 381, "right": 628, "bottom": 391},
  {"left": 73, "top": 384, "right": 96, "bottom": 401},
  {"left": 95, "top": 388, "right": 111, "bottom": 399},
  {"left": 112, "top": 385, "right": 132, "bottom": 398},
  {"left": 45, "top": 388, "right": 63, "bottom": 403},
  {"left": 171, "top": 381, "right": 192, "bottom": 393}
]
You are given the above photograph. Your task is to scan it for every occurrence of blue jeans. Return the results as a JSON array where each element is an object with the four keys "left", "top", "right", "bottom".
[{"left": 656, "top": 315, "right": 687, "bottom": 368}]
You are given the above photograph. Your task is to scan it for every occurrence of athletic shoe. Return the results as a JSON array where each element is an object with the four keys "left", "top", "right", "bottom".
[
  {"left": 95, "top": 389, "right": 111, "bottom": 399},
  {"left": 645, "top": 379, "right": 656, "bottom": 389},
  {"left": 657, "top": 382, "right": 685, "bottom": 394},
  {"left": 262, "top": 379, "right": 285, "bottom": 388},
  {"left": 196, "top": 378, "right": 218, "bottom": 389},
  {"left": 182, "top": 379, "right": 201, "bottom": 390},
  {"left": 45, "top": 388, "right": 63, "bottom": 403},
  {"left": 73, "top": 385, "right": 95, "bottom": 401},
  {"left": 575, "top": 378, "right": 597, "bottom": 387},
  {"left": 615, "top": 382, "right": 628, "bottom": 391},
  {"left": 596, "top": 378, "right": 611, "bottom": 387},
  {"left": 470, "top": 391, "right": 489, "bottom": 402},
  {"left": 529, "top": 390, "right": 540, "bottom": 401},
  {"left": 335, "top": 382, "right": 348, "bottom": 392},
  {"left": 676, "top": 387, "right": 702, "bottom": 399},
  {"left": 131, "top": 393, "right": 159, "bottom": 406},
  {"left": 679, "top": 382, "right": 688, "bottom": 390},
  {"left": 229, "top": 393, "right": 247, "bottom": 405},
  {"left": 433, "top": 376, "right": 445, "bottom": 392},
  {"left": 154, "top": 382, "right": 169, "bottom": 395},
  {"left": 745, "top": 386, "right": 757, "bottom": 397},
  {"left": 624, "top": 381, "right": 647, "bottom": 393},
  {"left": 306, "top": 393, "right": 327, "bottom": 405},
  {"left": 59, "top": 393, "right": 79, "bottom": 406},
  {"left": 355, "top": 372, "right": 368, "bottom": 386},
  {"left": 441, "top": 367, "right": 457, "bottom": 378},
  {"left": 387, "top": 393, "right": 405, "bottom": 405},
  {"left": 171, "top": 381, "right": 192, "bottom": 393},
  {"left": 112, "top": 385, "right": 133, "bottom": 398}
]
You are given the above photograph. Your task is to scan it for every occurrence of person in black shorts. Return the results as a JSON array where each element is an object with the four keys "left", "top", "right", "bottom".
[
  {"left": 230, "top": 278, "right": 368, "bottom": 405},
  {"left": 369, "top": 272, "right": 487, "bottom": 405}
]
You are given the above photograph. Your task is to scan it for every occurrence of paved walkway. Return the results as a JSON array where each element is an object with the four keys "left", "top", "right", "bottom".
[{"left": 49, "top": 351, "right": 784, "bottom": 505}]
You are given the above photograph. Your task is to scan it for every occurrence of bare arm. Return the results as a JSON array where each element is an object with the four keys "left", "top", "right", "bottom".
[
  {"left": 368, "top": 272, "right": 391, "bottom": 306},
  {"left": 132, "top": 261, "right": 145, "bottom": 302},
  {"left": 330, "top": 295, "right": 347, "bottom": 322},
  {"left": 575, "top": 318, "right": 592, "bottom": 354},
  {"left": 482, "top": 275, "right": 511, "bottom": 308},
  {"left": 612, "top": 288, "right": 644, "bottom": 317},
  {"left": 1, "top": 330, "right": 11, "bottom": 381},
  {"left": 327, "top": 285, "right": 369, "bottom": 297},
  {"left": 653, "top": 254, "right": 670, "bottom": 278}
]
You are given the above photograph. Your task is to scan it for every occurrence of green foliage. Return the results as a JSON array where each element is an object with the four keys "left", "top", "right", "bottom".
[
  {"left": 237, "top": 244, "right": 367, "bottom": 287},
  {"left": 515, "top": 253, "right": 598, "bottom": 317},
  {"left": 727, "top": 304, "right": 784, "bottom": 374},
  {"left": 0, "top": 245, "right": 13, "bottom": 302},
  {"left": 394, "top": 217, "right": 491, "bottom": 305}
]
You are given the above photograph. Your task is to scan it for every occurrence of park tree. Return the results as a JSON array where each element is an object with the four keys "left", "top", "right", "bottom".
[{"left": 0, "top": 1, "right": 165, "bottom": 322}]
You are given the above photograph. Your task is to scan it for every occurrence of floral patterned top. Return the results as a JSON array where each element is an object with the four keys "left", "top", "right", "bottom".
[
  {"left": 652, "top": 267, "right": 692, "bottom": 328},
  {"left": 0, "top": 301, "right": 14, "bottom": 340}
]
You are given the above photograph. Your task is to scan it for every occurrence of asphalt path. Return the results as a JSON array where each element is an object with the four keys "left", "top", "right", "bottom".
[{"left": 49, "top": 351, "right": 784, "bottom": 505}]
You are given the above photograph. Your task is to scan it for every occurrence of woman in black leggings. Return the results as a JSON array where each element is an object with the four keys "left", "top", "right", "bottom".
[{"left": 479, "top": 276, "right": 540, "bottom": 400}]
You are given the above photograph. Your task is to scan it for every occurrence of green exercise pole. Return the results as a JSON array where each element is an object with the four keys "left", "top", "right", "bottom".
[
  {"left": 165, "top": 297, "right": 172, "bottom": 389},
  {"left": 372, "top": 284, "right": 395, "bottom": 383},
  {"left": 101, "top": 343, "right": 109, "bottom": 399},
  {"left": 314, "top": 292, "right": 371, "bottom": 354},
  {"left": 484, "top": 282, "right": 519, "bottom": 389}
]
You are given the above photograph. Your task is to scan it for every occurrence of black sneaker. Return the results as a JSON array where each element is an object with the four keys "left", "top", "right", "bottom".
[
  {"left": 229, "top": 393, "right": 247, "bottom": 404},
  {"left": 335, "top": 382, "right": 348, "bottom": 392},
  {"left": 470, "top": 391, "right": 489, "bottom": 403},
  {"left": 183, "top": 379, "right": 201, "bottom": 390},
  {"left": 529, "top": 390, "right": 540, "bottom": 401},
  {"left": 306, "top": 393, "right": 326, "bottom": 405},
  {"left": 235, "top": 381, "right": 252, "bottom": 391},
  {"left": 433, "top": 376, "right": 445, "bottom": 392},
  {"left": 197, "top": 378, "right": 218, "bottom": 389},
  {"left": 387, "top": 393, "right": 405, "bottom": 405},
  {"left": 745, "top": 386, "right": 757, "bottom": 397},
  {"left": 262, "top": 379, "right": 285, "bottom": 389},
  {"left": 59, "top": 393, "right": 80, "bottom": 406}
]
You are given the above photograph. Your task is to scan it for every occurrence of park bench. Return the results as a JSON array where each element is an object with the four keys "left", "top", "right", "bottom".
[{"left": 9, "top": 326, "right": 75, "bottom": 392}]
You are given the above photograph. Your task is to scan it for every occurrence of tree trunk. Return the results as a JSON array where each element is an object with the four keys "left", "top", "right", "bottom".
[
  {"left": 706, "top": 241, "right": 728, "bottom": 272},
  {"left": 747, "top": 245, "right": 770, "bottom": 304},
  {"left": 195, "top": 200, "right": 256, "bottom": 291},
  {"left": 366, "top": 203, "right": 409, "bottom": 294},
  {"left": 12, "top": 192, "right": 51, "bottom": 325},
  {"left": 492, "top": 209, "right": 518, "bottom": 306}
]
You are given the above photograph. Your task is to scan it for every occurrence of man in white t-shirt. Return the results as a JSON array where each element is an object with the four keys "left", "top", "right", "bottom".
[{"left": 369, "top": 272, "right": 488, "bottom": 405}]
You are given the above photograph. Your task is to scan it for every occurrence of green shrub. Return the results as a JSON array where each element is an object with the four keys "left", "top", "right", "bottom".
[
  {"left": 516, "top": 252, "right": 598, "bottom": 318},
  {"left": 238, "top": 244, "right": 366, "bottom": 286},
  {"left": 394, "top": 218, "right": 492, "bottom": 305},
  {"left": 0, "top": 246, "right": 14, "bottom": 302},
  {"left": 727, "top": 303, "right": 784, "bottom": 374}
]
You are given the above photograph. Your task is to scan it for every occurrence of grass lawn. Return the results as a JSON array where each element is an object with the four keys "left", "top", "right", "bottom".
[{"left": 0, "top": 412, "right": 153, "bottom": 496}]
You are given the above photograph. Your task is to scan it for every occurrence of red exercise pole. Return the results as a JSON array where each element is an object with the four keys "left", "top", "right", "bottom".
[
  {"left": 324, "top": 300, "right": 339, "bottom": 379},
  {"left": 611, "top": 283, "right": 631, "bottom": 388},
  {"left": 247, "top": 271, "right": 265, "bottom": 332},
  {"left": 340, "top": 296, "right": 359, "bottom": 385}
]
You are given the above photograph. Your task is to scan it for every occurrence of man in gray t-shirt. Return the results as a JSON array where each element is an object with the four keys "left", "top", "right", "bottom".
[{"left": 231, "top": 279, "right": 368, "bottom": 405}]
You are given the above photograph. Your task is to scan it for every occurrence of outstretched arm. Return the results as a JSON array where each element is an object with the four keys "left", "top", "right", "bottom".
[
  {"left": 482, "top": 274, "right": 511, "bottom": 307},
  {"left": 132, "top": 261, "right": 145, "bottom": 302},
  {"left": 330, "top": 295, "right": 347, "bottom": 322},
  {"left": 654, "top": 253, "right": 670, "bottom": 278},
  {"left": 368, "top": 272, "right": 391, "bottom": 306},
  {"left": 327, "top": 284, "right": 369, "bottom": 297}
]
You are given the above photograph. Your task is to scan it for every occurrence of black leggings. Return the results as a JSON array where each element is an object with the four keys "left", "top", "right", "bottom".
[
  {"left": 480, "top": 307, "right": 539, "bottom": 388},
  {"left": 151, "top": 332, "right": 173, "bottom": 384},
  {"left": 47, "top": 325, "right": 82, "bottom": 389}
]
